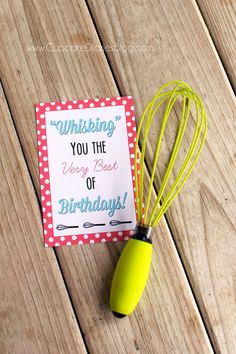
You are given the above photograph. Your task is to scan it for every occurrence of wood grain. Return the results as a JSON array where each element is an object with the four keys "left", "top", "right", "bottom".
[
  {"left": 196, "top": 0, "right": 236, "bottom": 91},
  {"left": 55, "top": 170, "right": 213, "bottom": 353},
  {"left": 85, "top": 0, "right": 236, "bottom": 353},
  {"left": 0, "top": 84, "right": 87, "bottom": 353},
  {"left": 0, "top": 0, "right": 214, "bottom": 352}
]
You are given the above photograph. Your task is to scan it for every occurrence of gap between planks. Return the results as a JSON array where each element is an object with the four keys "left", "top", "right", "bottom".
[
  {"left": 84, "top": 2, "right": 217, "bottom": 352},
  {"left": 84, "top": 0, "right": 236, "bottom": 353},
  {"left": 195, "top": 0, "right": 236, "bottom": 94},
  {"left": 0, "top": 81, "right": 88, "bottom": 353},
  {"left": 0, "top": 79, "right": 90, "bottom": 354}
]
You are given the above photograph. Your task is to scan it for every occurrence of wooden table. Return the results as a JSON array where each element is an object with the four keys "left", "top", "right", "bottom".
[{"left": 0, "top": 1, "right": 236, "bottom": 353}]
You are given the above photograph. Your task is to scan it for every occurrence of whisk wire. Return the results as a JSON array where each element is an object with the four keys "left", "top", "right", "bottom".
[
  {"left": 135, "top": 90, "right": 180, "bottom": 221},
  {"left": 135, "top": 96, "right": 166, "bottom": 221},
  {"left": 152, "top": 95, "right": 207, "bottom": 226},
  {"left": 146, "top": 88, "right": 190, "bottom": 225},
  {"left": 134, "top": 81, "right": 207, "bottom": 228},
  {"left": 138, "top": 95, "right": 169, "bottom": 220},
  {"left": 134, "top": 83, "right": 185, "bottom": 221}
]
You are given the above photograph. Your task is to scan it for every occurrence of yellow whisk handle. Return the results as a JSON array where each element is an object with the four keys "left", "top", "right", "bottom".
[{"left": 110, "top": 225, "right": 152, "bottom": 317}]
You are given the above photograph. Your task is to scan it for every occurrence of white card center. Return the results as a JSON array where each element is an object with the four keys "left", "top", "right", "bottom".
[{"left": 45, "top": 105, "right": 136, "bottom": 237}]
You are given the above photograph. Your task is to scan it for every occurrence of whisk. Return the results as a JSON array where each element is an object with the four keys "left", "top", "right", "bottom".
[{"left": 110, "top": 81, "right": 207, "bottom": 317}]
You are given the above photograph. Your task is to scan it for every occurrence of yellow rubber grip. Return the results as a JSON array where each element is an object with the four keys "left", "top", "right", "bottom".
[{"left": 110, "top": 238, "right": 152, "bottom": 317}]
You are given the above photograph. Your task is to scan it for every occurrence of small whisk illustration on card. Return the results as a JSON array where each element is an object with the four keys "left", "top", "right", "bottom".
[
  {"left": 110, "top": 81, "right": 207, "bottom": 317},
  {"left": 83, "top": 222, "right": 106, "bottom": 228},
  {"left": 109, "top": 220, "right": 132, "bottom": 226},
  {"left": 56, "top": 224, "right": 79, "bottom": 231}
]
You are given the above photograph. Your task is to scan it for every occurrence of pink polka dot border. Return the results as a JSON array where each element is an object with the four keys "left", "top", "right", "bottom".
[{"left": 35, "top": 95, "right": 137, "bottom": 247}]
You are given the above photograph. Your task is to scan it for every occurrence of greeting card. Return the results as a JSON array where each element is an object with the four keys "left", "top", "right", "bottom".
[{"left": 35, "top": 96, "right": 137, "bottom": 247}]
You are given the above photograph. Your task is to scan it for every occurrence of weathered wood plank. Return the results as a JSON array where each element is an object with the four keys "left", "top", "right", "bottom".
[
  {"left": 85, "top": 0, "right": 236, "bottom": 353},
  {"left": 0, "top": 0, "right": 213, "bottom": 353},
  {"left": 55, "top": 174, "right": 213, "bottom": 353},
  {"left": 197, "top": 0, "right": 236, "bottom": 91},
  {"left": 0, "top": 84, "right": 87, "bottom": 353}
]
